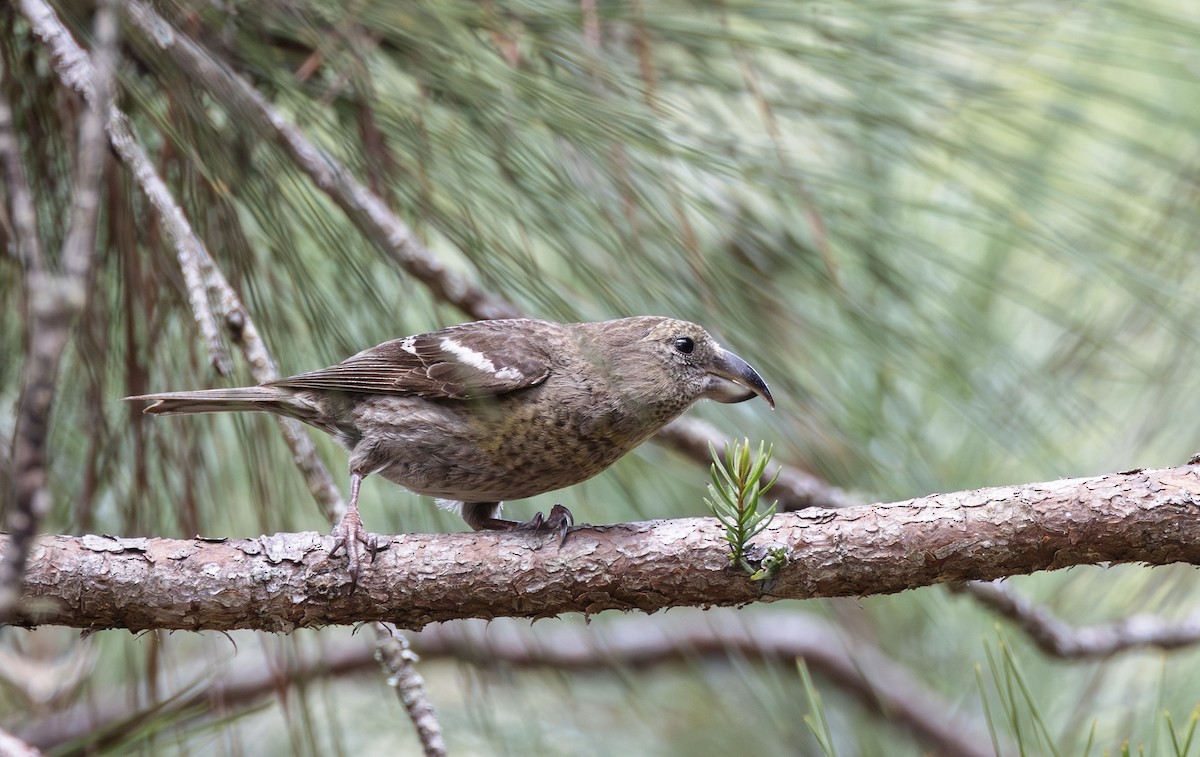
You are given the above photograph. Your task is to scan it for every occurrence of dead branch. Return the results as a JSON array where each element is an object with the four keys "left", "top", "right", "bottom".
[
  {"left": 372, "top": 624, "right": 447, "bottom": 757},
  {"left": 954, "top": 579, "right": 1200, "bottom": 658}
]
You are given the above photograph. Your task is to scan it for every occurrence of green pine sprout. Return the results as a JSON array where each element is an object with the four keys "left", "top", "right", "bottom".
[
  {"left": 749, "top": 545, "right": 789, "bottom": 582},
  {"left": 704, "top": 438, "right": 781, "bottom": 575}
]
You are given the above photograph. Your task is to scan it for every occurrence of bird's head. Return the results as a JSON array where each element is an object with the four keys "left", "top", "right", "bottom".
[{"left": 578, "top": 317, "right": 775, "bottom": 420}]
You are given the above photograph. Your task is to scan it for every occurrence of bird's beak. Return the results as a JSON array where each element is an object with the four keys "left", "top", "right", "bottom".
[{"left": 703, "top": 348, "right": 776, "bottom": 409}]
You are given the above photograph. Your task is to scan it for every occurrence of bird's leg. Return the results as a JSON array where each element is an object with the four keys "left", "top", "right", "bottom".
[
  {"left": 330, "top": 470, "right": 384, "bottom": 587},
  {"left": 461, "top": 502, "right": 574, "bottom": 545}
]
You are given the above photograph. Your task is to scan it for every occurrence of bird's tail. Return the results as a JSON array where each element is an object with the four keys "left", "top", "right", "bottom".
[{"left": 126, "top": 386, "right": 295, "bottom": 416}]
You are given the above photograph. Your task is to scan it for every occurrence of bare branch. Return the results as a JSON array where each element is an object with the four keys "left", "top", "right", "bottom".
[
  {"left": 14, "top": 640, "right": 374, "bottom": 752},
  {"left": 16, "top": 613, "right": 1003, "bottom": 757},
  {"left": 8, "top": 465, "right": 1200, "bottom": 631},
  {"left": 0, "top": 90, "right": 48, "bottom": 601},
  {"left": 416, "top": 615, "right": 1002, "bottom": 757},
  {"left": 955, "top": 579, "right": 1200, "bottom": 658},
  {"left": 372, "top": 624, "right": 446, "bottom": 757},
  {"left": 58, "top": 0, "right": 116, "bottom": 283}
]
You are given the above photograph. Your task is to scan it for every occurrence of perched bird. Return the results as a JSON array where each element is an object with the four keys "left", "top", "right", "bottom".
[{"left": 129, "top": 316, "right": 774, "bottom": 581}]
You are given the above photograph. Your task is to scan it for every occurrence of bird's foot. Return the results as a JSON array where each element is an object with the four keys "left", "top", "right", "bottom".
[
  {"left": 330, "top": 508, "right": 385, "bottom": 590},
  {"left": 513, "top": 504, "right": 575, "bottom": 545},
  {"left": 478, "top": 504, "right": 574, "bottom": 545}
]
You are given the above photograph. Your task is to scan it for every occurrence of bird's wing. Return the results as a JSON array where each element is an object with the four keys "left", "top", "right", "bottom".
[{"left": 267, "top": 320, "right": 554, "bottom": 400}]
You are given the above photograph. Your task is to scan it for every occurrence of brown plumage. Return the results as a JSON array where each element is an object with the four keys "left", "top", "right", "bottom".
[{"left": 128, "top": 316, "right": 775, "bottom": 582}]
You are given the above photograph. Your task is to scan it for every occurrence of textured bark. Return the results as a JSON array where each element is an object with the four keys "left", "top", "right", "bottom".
[{"left": 7, "top": 464, "right": 1199, "bottom": 632}]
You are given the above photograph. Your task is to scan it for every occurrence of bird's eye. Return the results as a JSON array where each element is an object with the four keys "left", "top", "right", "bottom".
[{"left": 673, "top": 337, "right": 695, "bottom": 354}]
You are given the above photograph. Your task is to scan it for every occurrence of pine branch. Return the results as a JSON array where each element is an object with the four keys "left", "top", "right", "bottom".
[{"left": 8, "top": 464, "right": 1200, "bottom": 632}]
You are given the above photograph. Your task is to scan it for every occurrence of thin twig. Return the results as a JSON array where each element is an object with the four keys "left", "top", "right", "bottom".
[
  {"left": 422, "top": 614, "right": 1002, "bottom": 757},
  {"left": 14, "top": 641, "right": 373, "bottom": 753},
  {"left": 0, "top": 87, "right": 45, "bottom": 617},
  {"left": 1, "top": 0, "right": 117, "bottom": 619},
  {"left": 373, "top": 624, "right": 447, "bottom": 757},
  {"left": 955, "top": 579, "right": 1200, "bottom": 658},
  {"left": 59, "top": 0, "right": 116, "bottom": 284}
]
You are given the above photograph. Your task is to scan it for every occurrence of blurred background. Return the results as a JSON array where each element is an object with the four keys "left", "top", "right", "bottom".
[{"left": 4, "top": 0, "right": 1200, "bottom": 754}]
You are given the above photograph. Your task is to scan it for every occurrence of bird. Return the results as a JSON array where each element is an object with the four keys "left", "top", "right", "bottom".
[{"left": 128, "top": 316, "right": 775, "bottom": 583}]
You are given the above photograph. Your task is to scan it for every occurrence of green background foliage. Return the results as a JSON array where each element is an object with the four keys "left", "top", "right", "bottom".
[{"left": 4, "top": 0, "right": 1200, "bottom": 753}]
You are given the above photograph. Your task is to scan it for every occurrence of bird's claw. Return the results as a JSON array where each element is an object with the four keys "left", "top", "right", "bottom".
[
  {"left": 514, "top": 504, "right": 574, "bottom": 545},
  {"left": 330, "top": 509, "right": 385, "bottom": 591}
]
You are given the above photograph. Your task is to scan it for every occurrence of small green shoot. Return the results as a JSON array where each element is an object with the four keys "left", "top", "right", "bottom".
[
  {"left": 750, "top": 545, "right": 788, "bottom": 582},
  {"left": 704, "top": 438, "right": 780, "bottom": 575}
]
